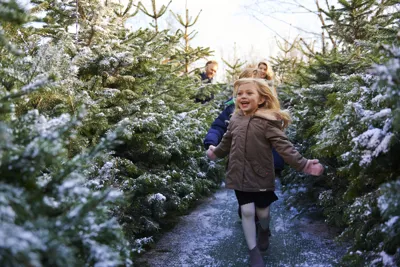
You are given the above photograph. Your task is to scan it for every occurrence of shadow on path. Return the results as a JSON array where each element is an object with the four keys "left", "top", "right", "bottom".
[{"left": 138, "top": 180, "right": 346, "bottom": 267}]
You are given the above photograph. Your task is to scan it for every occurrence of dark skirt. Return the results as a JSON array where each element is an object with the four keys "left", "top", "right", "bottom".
[{"left": 234, "top": 190, "right": 278, "bottom": 208}]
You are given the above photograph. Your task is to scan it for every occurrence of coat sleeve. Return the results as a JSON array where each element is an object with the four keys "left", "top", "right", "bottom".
[
  {"left": 212, "top": 118, "right": 233, "bottom": 159},
  {"left": 264, "top": 121, "right": 307, "bottom": 171},
  {"left": 203, "top": 105, "right": 234, "bottom": 149}
]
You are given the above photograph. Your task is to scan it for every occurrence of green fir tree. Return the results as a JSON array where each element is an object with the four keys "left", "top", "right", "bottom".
[
  {"left": 273, "top": 1, "right": 400, "bottom": 266},
  {"left": 2, "top": 0, "right": 226, "bottom": 261}
]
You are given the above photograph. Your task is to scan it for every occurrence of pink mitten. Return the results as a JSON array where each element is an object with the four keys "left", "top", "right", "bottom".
[
  {"left": 303, "top": 159, "right": 324, "bottom": 176},
  {"left": 206, "top": 145, "right": 217, "bottom": 161}
]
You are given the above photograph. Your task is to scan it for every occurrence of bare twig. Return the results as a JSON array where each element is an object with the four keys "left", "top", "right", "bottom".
[
  {"left": 315, "top": 0, "right": 336, "bottom": 48},
  {"left": 250, "top": 13, "right": 290, "bottom": 43}
]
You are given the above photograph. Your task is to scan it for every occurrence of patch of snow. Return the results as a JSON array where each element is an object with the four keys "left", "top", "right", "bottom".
[
  {"left": 385, "top": 216, "right": 399, "bottom": 228},
  {"left": 148, "top": 193, "right": 167, "bottom": 203}
]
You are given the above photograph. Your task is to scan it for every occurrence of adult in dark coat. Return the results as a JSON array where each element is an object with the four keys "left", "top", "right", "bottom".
[
  {"left": 200, "top": 60, "right": 218, "bottom": 84},
  {"left": 195, "top": 60, "right": 219, "bottom": 104}
]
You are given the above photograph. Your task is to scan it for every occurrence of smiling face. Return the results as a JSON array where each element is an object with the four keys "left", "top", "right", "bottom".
[
  {"left": 236, "top": 82, "right": 265, "bottom": 115},
  {"left": 205, "top": 63, "right": 218, "bottom": 79},
  {"left": 256, "top": 63, "right": 268, "bottom": 79}
]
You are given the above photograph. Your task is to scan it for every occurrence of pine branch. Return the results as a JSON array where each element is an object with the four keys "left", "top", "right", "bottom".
[
  {"left": 138, "top": 0, "right": 172, "bottom": 32},
  {"left": 114, "top": 0, "right": 140, "bottom": 18}
]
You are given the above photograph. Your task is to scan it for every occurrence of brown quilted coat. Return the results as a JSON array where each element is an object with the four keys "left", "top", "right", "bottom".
[{"left": 213, "top": 110, "right": 308, "bottom": 192}]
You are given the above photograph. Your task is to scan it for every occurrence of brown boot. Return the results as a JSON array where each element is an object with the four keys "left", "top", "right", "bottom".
[
  {"left": 249, "top": 246, "right": 265, "bottom": 267},
  {"left": 257, "top": 227, "right": 271, "bottom": 251}
]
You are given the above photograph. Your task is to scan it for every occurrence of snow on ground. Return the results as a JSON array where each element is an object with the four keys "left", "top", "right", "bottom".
[{"left": 138, "top": 180, "right": 346, "bottom": 267}]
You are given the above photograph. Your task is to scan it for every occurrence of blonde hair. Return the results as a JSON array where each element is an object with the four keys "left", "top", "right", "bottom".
[
  {"left": 239, "top": 68, "right": 257, "bottom": 79},
  {"left": 233, "top": 78, "right": 291, "bottom": 128},
  {"left": 257, "top": 61, "right": 274, "bottom": 81}
]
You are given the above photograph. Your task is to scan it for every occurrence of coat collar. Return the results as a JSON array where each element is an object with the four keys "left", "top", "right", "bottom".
[
  {"left": 235, "top": 109, "right": 283, "bottom": 129},
  {"left": 255, "top": 109, "right": 280, "bottom": 120},
  {"left": 236, "top": 109, "right": 281, "bottom": 121}
]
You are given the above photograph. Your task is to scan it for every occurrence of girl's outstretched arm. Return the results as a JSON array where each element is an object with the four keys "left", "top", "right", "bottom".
[{"left": 265, "top": 121, "right": 324, "bottom": 176}]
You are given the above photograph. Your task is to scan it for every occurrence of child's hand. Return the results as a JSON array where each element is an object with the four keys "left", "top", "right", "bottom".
[
  {"left": 206, "top": 145, "right": 217, "bottom": 161},
  {"left": 303, "top": 159, "right": 324, "bottom": 176}
]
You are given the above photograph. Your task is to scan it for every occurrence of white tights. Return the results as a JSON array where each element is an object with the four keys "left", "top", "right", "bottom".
[{"left": 240, "top": 203, "right": 271, "bottom": 250}]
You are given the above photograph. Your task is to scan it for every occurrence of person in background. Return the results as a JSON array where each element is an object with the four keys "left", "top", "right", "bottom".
[
  {"left": 256, "top": 61, "right": 277, "bottom": 96},
  {"left": 237, "top": 67, "right": 257, "bottom": 80},
  {"left": 200, "top": 60, "right": 218, "bottom": 84},
  {"left": 206, "top": 78, "right": 324, "bottom": 267},
  {"left": 195, "top": 60, "right": 219, "bottom": 104}
]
